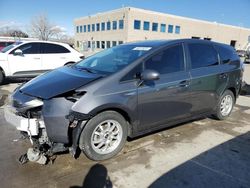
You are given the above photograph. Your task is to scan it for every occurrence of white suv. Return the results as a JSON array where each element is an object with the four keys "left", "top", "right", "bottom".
[{"left": 0, "top": 41, "right": 83, "bottom": 84}]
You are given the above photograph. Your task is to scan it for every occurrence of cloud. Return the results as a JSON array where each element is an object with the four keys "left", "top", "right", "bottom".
[{"left": 0, "top": 20, "right": 24, "bottom": 30}]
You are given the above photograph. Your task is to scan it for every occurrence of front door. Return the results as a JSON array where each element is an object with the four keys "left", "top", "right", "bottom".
[
  {"left": 137, "top": 44, "right": 192, "bottom": 132},
  {"left": 8, "top": 42, "right": 42, "bottom": 76}
]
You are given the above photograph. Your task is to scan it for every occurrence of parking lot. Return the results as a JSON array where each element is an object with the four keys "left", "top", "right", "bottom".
[{"left": 0, "top": 65, "right": 250, "bottom": 188}]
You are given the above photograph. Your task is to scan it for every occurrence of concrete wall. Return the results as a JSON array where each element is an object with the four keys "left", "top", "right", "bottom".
[{"left": 74, "top": 7, "right": 250, "bottom": 56}]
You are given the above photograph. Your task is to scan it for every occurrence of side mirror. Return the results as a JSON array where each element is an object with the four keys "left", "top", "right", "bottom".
[
  {"left": 14, "top": 49, "right": 23, "bottom": 56},
  {"left": 141, "top": 69, "right": 160, "bottom": 81}
]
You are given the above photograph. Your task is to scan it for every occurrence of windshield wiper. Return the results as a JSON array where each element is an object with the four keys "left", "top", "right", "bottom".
[{"left": 74, "top": 66, "right": 97, "bottom": 74}]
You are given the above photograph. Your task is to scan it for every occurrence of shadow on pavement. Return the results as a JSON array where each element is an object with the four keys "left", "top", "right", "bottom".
[
  {"left": 70, "top": 163, "right": 113, "bottom": 188},
  {"left": 150, "top": 131, "right": 250, "bottom": 188}
]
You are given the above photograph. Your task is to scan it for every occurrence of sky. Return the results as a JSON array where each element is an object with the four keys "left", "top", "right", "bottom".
[{"left": 0, "top": 0, "right": 250, "bottom": 36}]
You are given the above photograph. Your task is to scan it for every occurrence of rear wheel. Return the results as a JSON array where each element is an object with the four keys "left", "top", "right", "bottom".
[
  {"left": 79, "top": 111, "right": 128, "bottom": 161},
  {"left": 214, "top": 90, "right": 235, "bottom": 120},
  {"left": 0, "top": 71, "right": 4, "bottom": 85}
]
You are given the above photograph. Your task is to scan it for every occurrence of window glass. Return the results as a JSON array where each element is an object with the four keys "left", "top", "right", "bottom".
[
  {"left": 119, "top": 20, "right": 124, "bottom": 29},
  {"left": 75, "top": 45, "right": 150, "bottom": 74},
  {"left": 145, "top": 44, "right": 184, "bottom": 74},
  {"left": 143, "top": 21, "right": 150, "bottom": 31},
  {"left": 101, "top": 22, "right": 105, "bottom": 31},
  {"left": 134, "top": 20, "right": 141, "bottom": 30},
  {"left": 84, "top": 25, "right": 86, "bottom": 32},
  {"left": 79, "top": 26, "right": 83, "bottom": 33},
  {"left": 101, "top": 41, "right": 105, "bottom": 49},
  {"left": 15, "top": 43, "right": 40, "bottom": 54},
  {"left": 112, "top": 21, "right": 117, "bottom": 30},
  {"left": 112, "top": 41, "right": 117, "bottom": 47},
  {"left": 106, "top": 41, "right": 111, "bottom": 48},
  {"left": 41, "top": 43, "right": 70, "bottom": 54},
  {"left": 92, "top": 24, "right": 95, "bottom": 32},
  {"left": 118, "top": 41, "right": 123, "bottom": 45},
  {"left": 160, "top": 24, "right": 166, "bottom": 32},
  {"left": 214, "top": 45, "right": 233, "bottom": 64},
  {"left": 96, "top": 41, "right": 100, "bottom": 49},
  {"left": 189, "top": 43, "right": 218, "bottom": 68},
  {"left": 121, "top": 63, "right": 143, "bottom": 82},
  {"left": 96, "top": 23, "right": 100, "bottom": 31},
  {"left": 168, "top": 25, "right": 173, "bottom": 33},
  {"left": 107, "top": 21, "right": 111, "bottom": 30},
  {"left": 88, "top": 41, "right": 91, "bottom": 48},
  {"left": 87, "top": 24, "right": 90, "bottom": 32},
  {"left": 175, "top": 26, "right": 180, "bottom": 34},
  {"left": 76, "top": 26, "right": 79, "bottom": 33},
  {"left": 152, "top": 23, "right": 158, "bottom": 31}
]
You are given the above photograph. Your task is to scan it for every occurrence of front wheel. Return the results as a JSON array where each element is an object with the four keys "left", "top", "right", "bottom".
[
  {"left": 79, "top": 111, "right": 128, "bottom": 161},
  {"left": 214, "top": 90, "right": 235, "bottom": 120}
]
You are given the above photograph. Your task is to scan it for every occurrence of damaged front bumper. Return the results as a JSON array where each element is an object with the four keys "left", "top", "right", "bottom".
[{"left": 4, "top": 90, "right": 90, "bottom": 163}]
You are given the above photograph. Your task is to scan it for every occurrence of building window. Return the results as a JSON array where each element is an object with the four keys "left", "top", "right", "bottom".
[
  {"left": 119, "top": 20, "right": 124, "bottom": 29},
  {"left": 96, "top": 23, "right": 100, "bottom": 31},
  {"left": 204, "top": 37, "right": 211, "bottom": 41},
  {"left": 175, "top": 26, "right": 180, "bottom": 34},
  {"left": 112, "top": 41, "right": 117, "bottom": 46},
  {"left": 134, "top": 20, "right": 141, "bottom": 30},
  {"left": 107, "top": 21, "right": 111, "bottom": 30},
  {"left": 76, "top": 41, "right": 79, "bottom": 47},
  {"left": 96, "top": 41, "right": 100, "bottom": 48},
  {"left": 160, "top": 24, "right": 166, "bottom": 32},
  {"left": 118, "top": 41, "right": 123, "bottom": 45},
  {"left": 101, "top": 41, "right": 105, "bottom": 49},
  {"left": 101, "top": 22, "right": 105, "bottom": 31},
  {"left": 76, "top": 26, "right": 79, "bottom": 33},
  {"left": 92, "top": 24, "right": 95, "bottom": 32},
  {"left": 84, "top": 25, "right": 86, "bottom": 32},
  {"left": 88, "top": 24, "right": 90, "bottom": 32},
  {"left": 168, "top": 25, "right": 173, "bottom": 33},
  {"left": 113, "top": 21, "right": 117, "bottom": 30},
  {"left": 79, "top": 26, "right": 83, "bottom": 33},
  {"left": 152, "top": 23, "right": 158, "bottom": 32},
  {"left": 191, "top": 36, "right": 200, "bottom": 39},
  {"left": 106, "top": 41, "right": 111, "bottom": 48},
  {"left": 143, "top": 21, "right": 150, "bottom": 31},
  {"left": 88, "top": 41, "right": 91, "bottom": 48}
]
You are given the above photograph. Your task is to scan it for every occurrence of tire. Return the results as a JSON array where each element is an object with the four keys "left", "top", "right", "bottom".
[
  {"left": 214, "top": 90, "right": 235, "bottom": 120},
  {"left": 0, "top": 71, "right": 4, "bottom": 85},
  {"left": 79, "top": 111, "right": 128, "bottom": 161}
]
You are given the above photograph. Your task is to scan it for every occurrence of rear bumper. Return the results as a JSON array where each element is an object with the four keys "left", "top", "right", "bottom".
[{"left": 4, "top": 105, "right": 44, "bottom": 136}]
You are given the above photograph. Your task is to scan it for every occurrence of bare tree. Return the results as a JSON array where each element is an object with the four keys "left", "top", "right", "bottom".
[{"left": 30, "top": 14, "right": 63, "bottom": 40}]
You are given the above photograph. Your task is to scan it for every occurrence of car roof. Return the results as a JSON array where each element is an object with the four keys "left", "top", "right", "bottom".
[
  {"left": 18, "top": 40, "right": 70, "bottom": 47},
  {"left": 125, "top": 39, "right": 229, "bottom": 48}
]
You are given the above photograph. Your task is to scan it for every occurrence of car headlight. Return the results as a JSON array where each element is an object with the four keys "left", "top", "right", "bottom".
[{"left": 24, "top": 99, "right": 44, "bottom": 108}]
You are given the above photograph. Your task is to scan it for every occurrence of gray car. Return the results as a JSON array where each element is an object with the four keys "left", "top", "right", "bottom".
[{"left": 4, "top": 39, "right": 242, "bottom": 163}]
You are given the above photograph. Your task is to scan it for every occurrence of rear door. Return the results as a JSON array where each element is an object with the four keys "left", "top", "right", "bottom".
[
  {"left": 137, "top": 43, "right": 192, "bottom": 132},
  {"left": 7, "top": 42, "right": 42, "bottom": 76},
  {"left": 41, "top": 43, "right": 71, "bottom": 70},
  {"left": 187, "top": 42, "right": 228, "bottom": 115}
]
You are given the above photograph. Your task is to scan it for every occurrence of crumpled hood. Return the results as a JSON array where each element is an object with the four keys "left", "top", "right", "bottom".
[{"left": 20, "top": 66, "right": 102, "bottom": 99}]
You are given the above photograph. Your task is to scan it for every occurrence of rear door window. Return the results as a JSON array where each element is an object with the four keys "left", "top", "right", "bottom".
[
  {"left": 188, "top": 43, "right": 218, "bottom": 69},
  {"left": 214, "top": 44, "right": 239, "bottom": 64},
  {"left": 41, "top": 43, "right": 70, "bottom": 54},
  {"left": 144, "top": 44, "right": 185, "bottom": 74}
]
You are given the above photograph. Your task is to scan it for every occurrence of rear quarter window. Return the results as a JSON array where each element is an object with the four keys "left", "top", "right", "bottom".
[
  {"left": 214, "top": 44, "right": 239, "bottom": 64},
  {"left": 188, "top": 43, "right": 219, "bottom": 69}
]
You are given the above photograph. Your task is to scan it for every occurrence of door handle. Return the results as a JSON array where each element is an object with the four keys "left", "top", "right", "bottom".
[{"left": 179, "top": 80, "right": 190, "bottom": 87}]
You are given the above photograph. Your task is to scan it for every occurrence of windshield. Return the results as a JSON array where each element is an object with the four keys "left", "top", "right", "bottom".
[
  {"left": 74, "top": 45, "right": 152, "bottom": 74},
  {"left": 0, "top": 42, "right": 23, "bottom": 53}
]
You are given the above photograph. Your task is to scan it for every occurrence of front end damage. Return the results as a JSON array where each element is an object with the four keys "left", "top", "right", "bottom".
[{"left": 4, "top": 89, "right": 89, "bottom": 165}]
